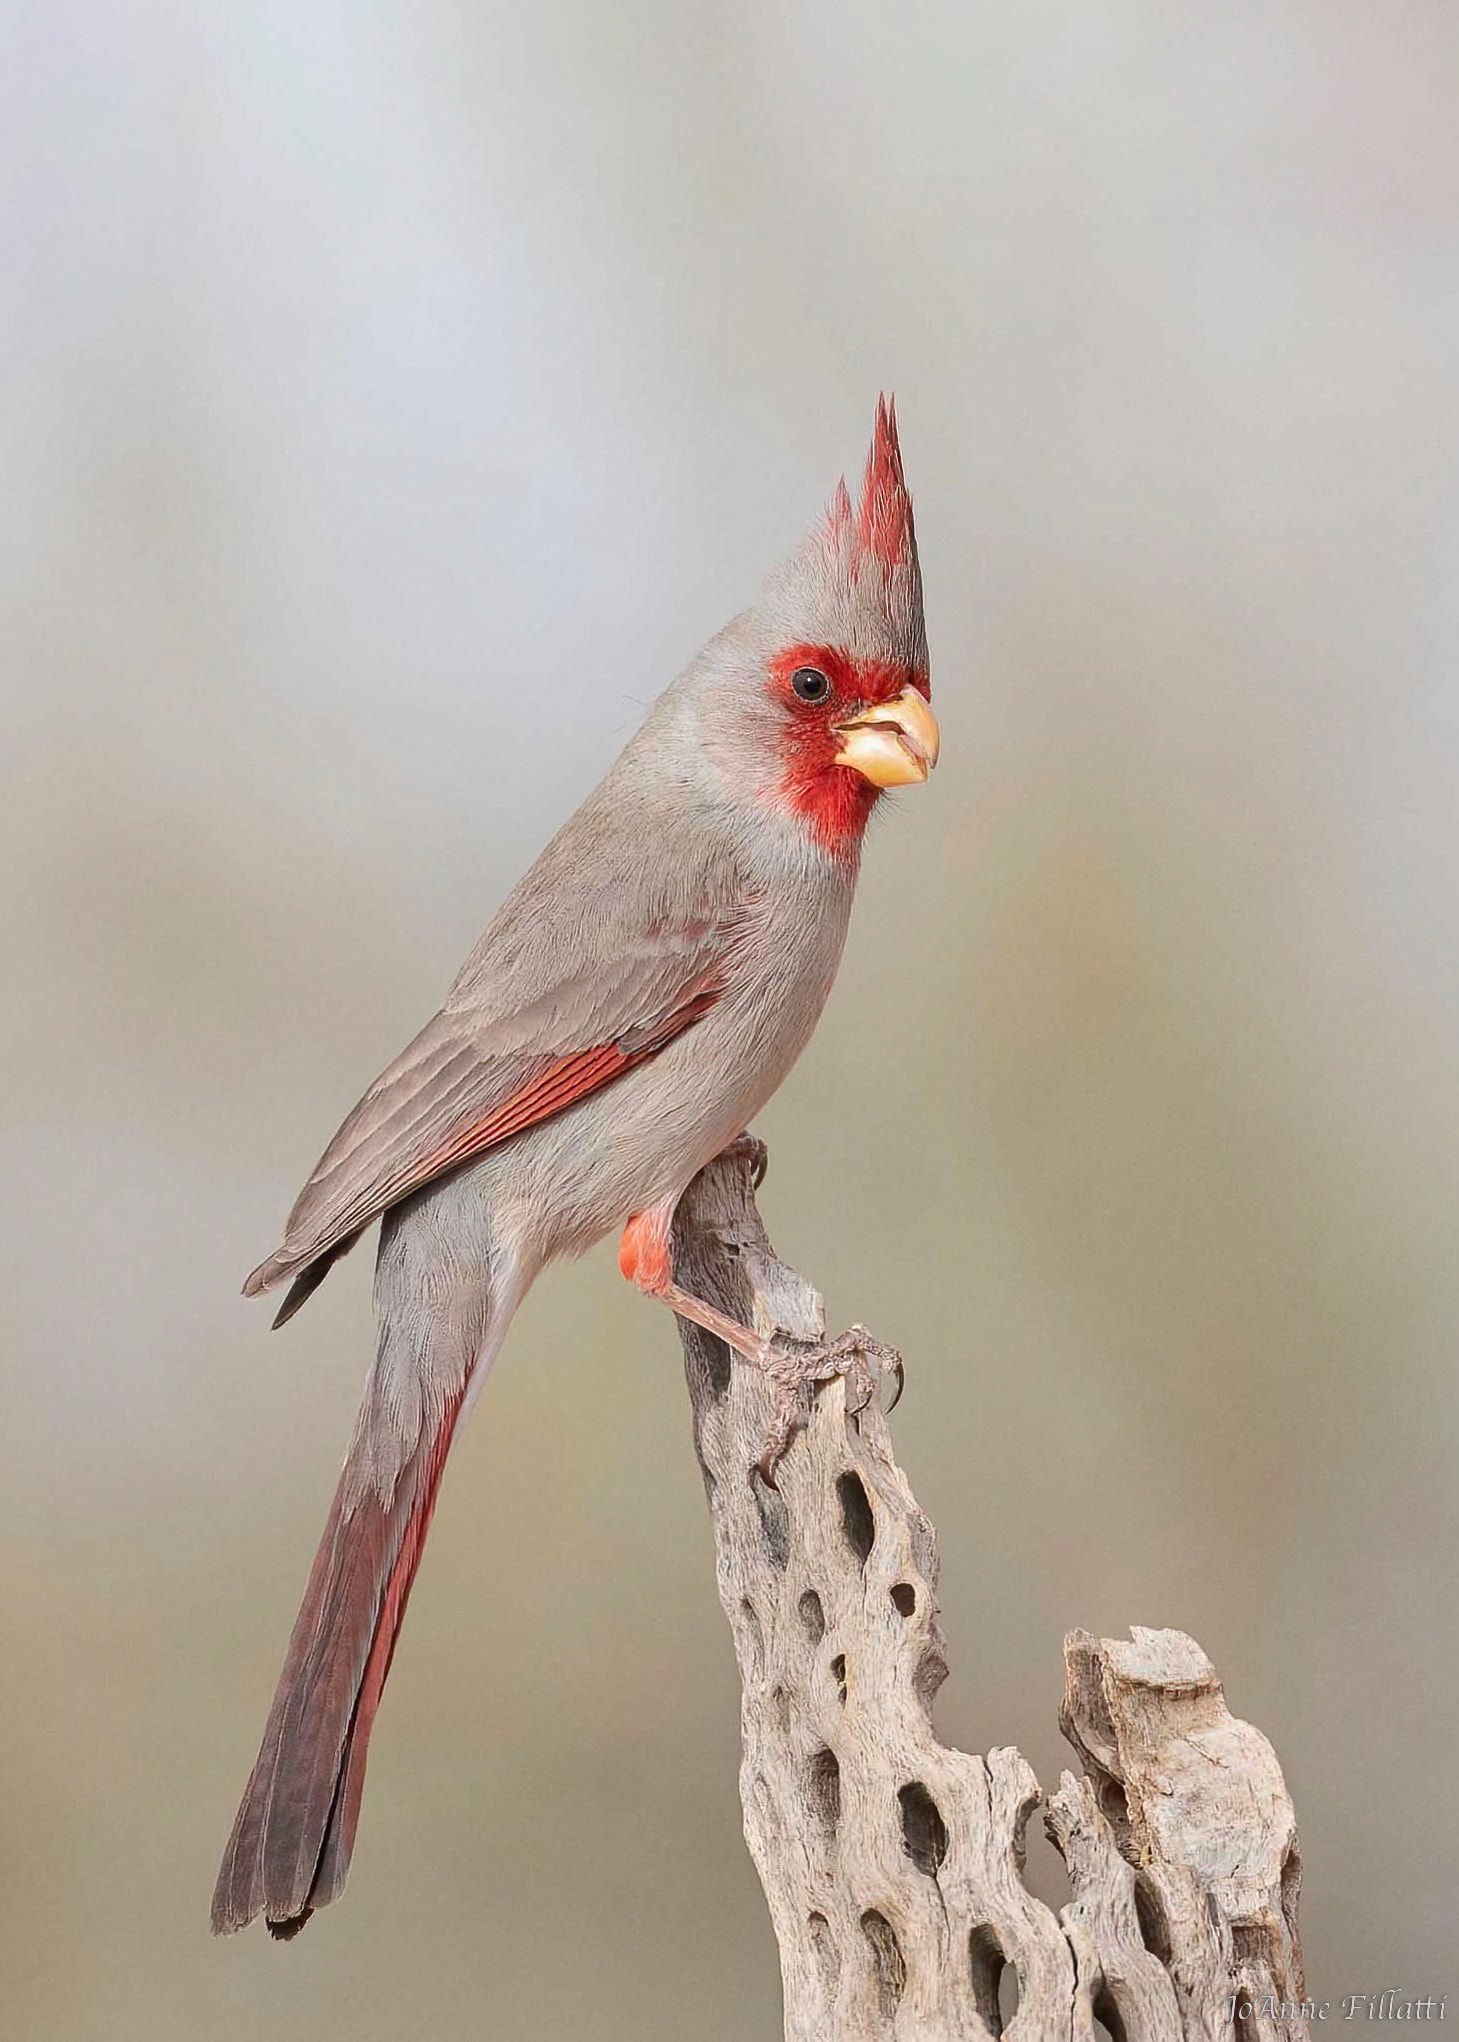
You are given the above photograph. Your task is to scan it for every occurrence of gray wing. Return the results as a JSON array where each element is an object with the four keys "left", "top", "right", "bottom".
[{"left": 245, "top": 829, "right": 753, "bottom": 1313}]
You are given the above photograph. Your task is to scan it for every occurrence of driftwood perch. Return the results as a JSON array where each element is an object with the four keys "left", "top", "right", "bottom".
[{"left": 670, "top": 1148, "right": 1307, "bottom": 2042}]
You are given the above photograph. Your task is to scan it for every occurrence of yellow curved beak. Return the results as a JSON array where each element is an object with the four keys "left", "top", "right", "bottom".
[{"left": 833, "top": 686, "right": 941, "bottom": 789}]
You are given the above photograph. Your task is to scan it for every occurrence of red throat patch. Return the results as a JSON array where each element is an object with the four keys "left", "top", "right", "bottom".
[{"left": 768, "top": 642, "right": 928, "bottom": 853}]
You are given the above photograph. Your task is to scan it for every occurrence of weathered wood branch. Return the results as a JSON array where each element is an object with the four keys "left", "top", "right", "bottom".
[{"left": 670, "top": 1148, "right": 1307, "bottom": 2042}]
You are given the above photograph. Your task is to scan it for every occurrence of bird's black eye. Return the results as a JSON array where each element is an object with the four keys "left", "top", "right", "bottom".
[{"left": 791, "top": 666, "right": 831, "bottom": 704}]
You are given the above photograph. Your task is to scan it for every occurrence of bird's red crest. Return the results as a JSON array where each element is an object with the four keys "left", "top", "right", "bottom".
[
  {"left": 824, "top": 395, "right": 916, "bottom": 574},
  {"left": 855, "top": 394, "right": 916, "bottom": 570}
]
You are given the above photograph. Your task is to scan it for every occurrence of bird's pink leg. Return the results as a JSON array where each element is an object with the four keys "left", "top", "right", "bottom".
[
  {"left": 619, "top": 1189, "right": 904, "bottom": 1483},
  {"left": 619, "top": 1204, "right": 773, "bottom": 1367}
]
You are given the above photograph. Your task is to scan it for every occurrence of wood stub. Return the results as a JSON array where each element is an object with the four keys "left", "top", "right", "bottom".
[
  {"left": 670, "top": 1148, "right": 1308, "bottom": 2042},
  {"left": 1057, "top": 1629, "right": 1306, "bottom": 2042}
]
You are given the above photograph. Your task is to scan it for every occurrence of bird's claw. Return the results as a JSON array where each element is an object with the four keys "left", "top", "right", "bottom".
[
  {"left": 721, "top": 1130, "right": 769, "bottom": 1188},
  {"left": 750, "top": 1325, "right": 905, "bottom": 1487}
]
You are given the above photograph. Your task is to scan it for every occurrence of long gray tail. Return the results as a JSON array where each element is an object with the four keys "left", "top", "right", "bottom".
[{"left": 213, "top": 1204, "right": 510, "bottom": 1938}]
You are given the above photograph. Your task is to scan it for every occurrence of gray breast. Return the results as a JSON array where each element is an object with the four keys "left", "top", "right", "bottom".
[{"left": 476, "top": 840, "right": 856, "bottom": 1260}]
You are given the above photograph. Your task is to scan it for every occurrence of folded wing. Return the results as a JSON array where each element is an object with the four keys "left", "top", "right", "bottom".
[{"left": 245, "top": 902, "right": 745, "bottom": 1314}]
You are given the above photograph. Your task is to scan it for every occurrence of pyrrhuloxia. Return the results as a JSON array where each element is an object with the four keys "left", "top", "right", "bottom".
[{"left": 212, "top": 398, "right": 938, "bottom": 1938}]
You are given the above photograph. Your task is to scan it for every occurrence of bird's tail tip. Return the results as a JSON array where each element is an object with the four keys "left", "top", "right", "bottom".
[
  {"left": 208, "top": 1874, "right": 313, "bottom": 1941},
  {"left": 266, "top": 1908, "right": 313, "bottom": 1942},
  {"left": 241, "top": 1254, "right": 282, "bottom": 1299}
]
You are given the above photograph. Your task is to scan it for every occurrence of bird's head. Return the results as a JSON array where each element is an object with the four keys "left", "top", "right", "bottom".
[{"left": 700, "top": 396, "right": 937, "bottom": 855}]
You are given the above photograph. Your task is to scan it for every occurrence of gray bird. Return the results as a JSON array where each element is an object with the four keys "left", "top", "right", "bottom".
[{"left": 212, "top": 398, "right": 939, "bottom": 1939}]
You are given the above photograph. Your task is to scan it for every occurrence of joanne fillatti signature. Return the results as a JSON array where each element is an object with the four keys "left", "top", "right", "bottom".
[{"left": 1228, "top": 1992, "right": 1446, "bottom": 2024}]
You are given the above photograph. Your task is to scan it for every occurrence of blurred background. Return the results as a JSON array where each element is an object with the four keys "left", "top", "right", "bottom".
[{"left": 3, "top": 1, "right": 1457, "bottom": 2034}]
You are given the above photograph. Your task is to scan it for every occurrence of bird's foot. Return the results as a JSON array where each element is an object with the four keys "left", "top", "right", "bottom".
[
  {"left": 752, "top": 1325, "right": 904, "bottom": 1486},
  {"left": 720, "top": 1129, "right": 768, "bottom": 1187}
]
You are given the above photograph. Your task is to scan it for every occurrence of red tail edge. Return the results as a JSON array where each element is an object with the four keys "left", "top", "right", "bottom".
[{"left": 211, "top": 1388, "right": 465, "bottom": 1938}]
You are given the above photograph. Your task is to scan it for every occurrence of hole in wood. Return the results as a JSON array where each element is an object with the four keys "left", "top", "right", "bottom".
[
  {"left": 771, "top": 1684, "right": 791, "bottom": 1733},
  {"left": 752, "top": 1475, "right": 790, "bottom": 1569},
  {"left": 1133, "top": 1873, "right": 1171, "bottom": 1964},
  {"left": 797, "top": 1588, "right": 826, "bottom": 1644},
  {"left": 1230, "top": 1956, "right": 1260, "bottom": 2042},
  {"left": 739, "top": 1597, "right": 764, "bottom": 1676},
  {"left": 860, "top": 1910, "right": 905, "bottom": 2016},
  {"left": 809, "top": 1747, "right": 841, "bottom": 1831},
  {"left": 1096, "top": 1773, "right": 1130, "bottom": 1836},
  {"left": 897, "top": 1780, "right": 948, "bottom": 1877},
  {"left": 968, "top": 1925, "right": 1007, "bottom": 2033},
  {"left": 808, "top": 1911, "right": 839, "bottom": 1996},
  {"left": 891, "top": 1581, "right": 917, "bottom": 1616},
  {"left": 836, "top": 1471, "right": 875, "bottom": 1565},
  {"left": 998, "top": 1961, "right": 1021, "bottom": 2032},
  {"left": 830, "top": 1652, "right": 847, "bottom": 1703},
  {"left": 1092, "top": 1985, "right": 1128, "bottom": 2042}
]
